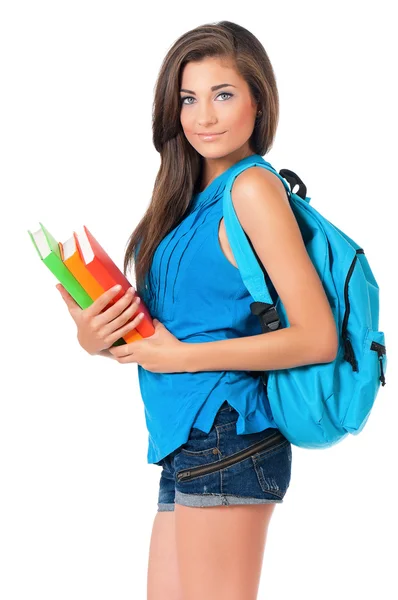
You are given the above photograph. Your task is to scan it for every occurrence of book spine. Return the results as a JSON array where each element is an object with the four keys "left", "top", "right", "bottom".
[{"left": 44, "top": 253, "right": 93, "bottom": 308}]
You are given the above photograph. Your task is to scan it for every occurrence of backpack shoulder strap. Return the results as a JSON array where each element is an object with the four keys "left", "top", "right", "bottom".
[{"left": 222, "top": 156, "right": 290, "bottom": 304}]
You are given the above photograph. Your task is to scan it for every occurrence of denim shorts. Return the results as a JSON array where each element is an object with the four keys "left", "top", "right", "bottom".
[{"left": 157, "top": 401, "right": 292, "bottom": 511}]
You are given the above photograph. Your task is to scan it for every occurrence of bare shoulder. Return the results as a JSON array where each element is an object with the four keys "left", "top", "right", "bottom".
[{"left": 232, "top": 165, "right": 288, "bottom": 205}]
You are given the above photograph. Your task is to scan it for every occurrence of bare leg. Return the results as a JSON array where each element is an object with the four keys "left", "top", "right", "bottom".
[
  {"left": 147, "top": 510, "right": 183, "bottom": 600},
  {"left": 175, "top": 502, "right": 276, "bottom": 600}
]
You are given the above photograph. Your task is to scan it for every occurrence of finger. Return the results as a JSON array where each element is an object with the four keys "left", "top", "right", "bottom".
[
  {"left": 101, "top": 295, "right": 142, "bottom": 336},
  {"left": 115, "top": 352, "right": 136, "bottom": 364},
  {"left": 95, "top": 287, "right": 137, "bottom": 328},
  {"left": 111, "top": 340, "right": 136, "bottom": 361},
  {"left": 56, "top": 284, "right": 81, "bottom": 313},
  {"left": 109, "top": 341, "right": 131, "bottom": 358},
  {"left": 85, "top": 285, "right": 125, "bottom": 319},
  {"left": 105, "top": 310, "right": 144, "bottom": 347},
  {"left": 113, "top": 307, "right": 145, "bottom": 340}
]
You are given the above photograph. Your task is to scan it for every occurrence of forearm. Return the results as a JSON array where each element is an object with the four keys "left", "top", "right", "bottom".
[{"left": 184, "top": 325, "right": 336, "bottom": 373}]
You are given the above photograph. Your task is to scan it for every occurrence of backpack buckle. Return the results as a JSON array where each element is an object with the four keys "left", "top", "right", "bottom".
[{"left": 250, "top": 302, "right": 281, "bottom": 333}]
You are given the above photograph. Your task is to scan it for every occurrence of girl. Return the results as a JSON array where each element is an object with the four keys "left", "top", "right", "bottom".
[{"left": 57, "top": 20, "right": 337, "bottom": 600}]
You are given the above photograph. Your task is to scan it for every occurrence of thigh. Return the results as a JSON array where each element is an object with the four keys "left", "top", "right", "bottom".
[
  {"left": 147, "top": 511, "right": 183, "bottom": 600},
  {"left": 171, "top": 404, "right": 292, "bottom": 598},
  {"left": 175, "top": 502, "right": 275, "bottom": 600}
]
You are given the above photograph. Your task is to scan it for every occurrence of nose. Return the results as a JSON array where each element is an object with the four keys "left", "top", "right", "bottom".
[
  {"left": 196, "top": 102, "right": 217, "bottom": 127},
  {"left": 197, "top": 117, "right": 218, "bottom": 129}
]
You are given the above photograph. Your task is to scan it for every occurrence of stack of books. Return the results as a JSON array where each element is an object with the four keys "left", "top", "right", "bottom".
[{"left": 28, "top": 223, "right": 154, "bottom": 346}]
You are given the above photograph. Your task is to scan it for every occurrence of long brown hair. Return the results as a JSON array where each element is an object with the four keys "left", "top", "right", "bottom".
[{"left": 123, "top": 20, "right": 279, "bottom": 298}]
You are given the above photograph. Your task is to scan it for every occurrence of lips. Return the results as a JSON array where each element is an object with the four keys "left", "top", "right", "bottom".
[
  {"left": 198, "top": 131, "right": 224, "bottom": 137},
  {"left": 197, "top": 132, "right": 225, "bottom": 140}
]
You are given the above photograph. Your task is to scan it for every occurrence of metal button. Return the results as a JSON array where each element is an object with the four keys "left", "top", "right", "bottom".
[{"left": 212, "top": 448, "right": 219, "bottom": 455}]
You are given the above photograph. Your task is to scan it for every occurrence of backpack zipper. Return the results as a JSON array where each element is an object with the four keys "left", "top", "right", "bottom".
[
  {"left": 341, "top": 249, "right": 364, "bottom": 372},
  {"left": 176, "top": 430, "right": 285, "bottom": 482},
  {"left": 370, "top": 340, "right": 387, "bottom": 386}
]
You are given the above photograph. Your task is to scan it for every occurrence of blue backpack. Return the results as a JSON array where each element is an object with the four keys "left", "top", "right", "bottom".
[{"left": 222, "top": 154, "right": 387, "bottom": 449}]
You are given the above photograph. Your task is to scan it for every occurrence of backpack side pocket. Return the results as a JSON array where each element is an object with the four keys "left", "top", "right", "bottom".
[{"left": 342, "top": 329, "right": 387, "bottom": 433}]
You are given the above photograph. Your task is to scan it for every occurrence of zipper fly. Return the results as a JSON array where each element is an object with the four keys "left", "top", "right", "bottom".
[{"left": 176, "top": 431, "right": 286, "bottom": 482}]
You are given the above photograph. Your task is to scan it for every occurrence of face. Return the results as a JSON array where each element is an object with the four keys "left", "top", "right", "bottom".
[{"left": 179, "top": 56, "right": 259, "bottom": 170}]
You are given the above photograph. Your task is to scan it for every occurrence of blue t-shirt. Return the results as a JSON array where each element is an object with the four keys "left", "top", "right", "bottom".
[{"left": 137, "top": 153, "right": 278, "bottom": 464}]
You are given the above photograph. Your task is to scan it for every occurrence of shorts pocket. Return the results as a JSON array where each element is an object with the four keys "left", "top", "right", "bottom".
[
  {"left": 180, "top": 426, "right": 219, "bottom": 456},
  {"left": 176, "top": 429, "right": 287, "bottom": 483},
  {"left": 252, "top": 441, "right": 292, "bottom": 499}
]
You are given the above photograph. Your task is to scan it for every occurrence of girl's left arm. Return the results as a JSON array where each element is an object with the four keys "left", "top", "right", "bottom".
[
  {"left": 183, "top": 323, "right": 336, "bottom": 373},
  {"left": 183, "top": 166, "right": 338, "bottom": 374}
]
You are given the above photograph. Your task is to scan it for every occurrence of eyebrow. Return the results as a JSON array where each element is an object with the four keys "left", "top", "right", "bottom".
[{"left": 180, "top": 83, "right": 236, "bottom": 94}]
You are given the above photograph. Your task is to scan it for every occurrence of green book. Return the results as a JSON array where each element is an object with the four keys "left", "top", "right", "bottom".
[
  {"left": 28, "top": 222, "right": 93, "bottom": 308},
  {"left": 28, "top": 222, "right": 125, "bottom": 347}
]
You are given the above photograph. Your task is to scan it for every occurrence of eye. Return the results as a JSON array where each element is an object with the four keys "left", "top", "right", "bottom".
[
  {"left": 180, "top": 96, "right": 195, "bottom": 105},
  {"left": 180, "top": 92, "right": 233, "bottom": 105},
  {"left": 217, "top": 92, "right": 233, "bottom": 101}
]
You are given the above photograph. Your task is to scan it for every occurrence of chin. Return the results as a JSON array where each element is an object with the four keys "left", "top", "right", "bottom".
[{"left": 191, "top": 143, "right": 230, "bottom": 157}]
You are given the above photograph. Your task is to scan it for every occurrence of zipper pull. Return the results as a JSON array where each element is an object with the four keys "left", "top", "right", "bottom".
[
  {"left": 378, "top": 356, "right": 386, "bottom": 386},
  {"left": 343, "top": 338, "right": 358, "bottom": 371},
  {"left": 370, "top": 341, "right": 387, "bottom": 386}
]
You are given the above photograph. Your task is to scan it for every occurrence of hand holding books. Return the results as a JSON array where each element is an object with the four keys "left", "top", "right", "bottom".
[
  {"left": 28, "top": 222, "right": 155, "bottom": 348},
  {"left": 56, "top": 282, "right": 144, "bottom": 355}
]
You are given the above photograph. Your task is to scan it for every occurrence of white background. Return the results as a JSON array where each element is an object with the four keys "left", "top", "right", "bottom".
[{"left": 1, "top": 1, "right": 397, "bottom": 598}]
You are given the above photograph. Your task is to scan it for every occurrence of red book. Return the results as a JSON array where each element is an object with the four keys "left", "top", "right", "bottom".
[{"left": 75, "top": 225, "right": 154, "bottom": 338}]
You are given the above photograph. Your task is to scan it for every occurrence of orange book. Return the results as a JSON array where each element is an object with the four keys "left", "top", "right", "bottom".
[
  {"left": 59, "top": 231, "right": 148, "bottom": 344},
  {"left": 74, "top": 225, "right": 155, "bottom": 340},
  {"left": 59, "top": 234, "right": 105, "bottom": 299}
]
